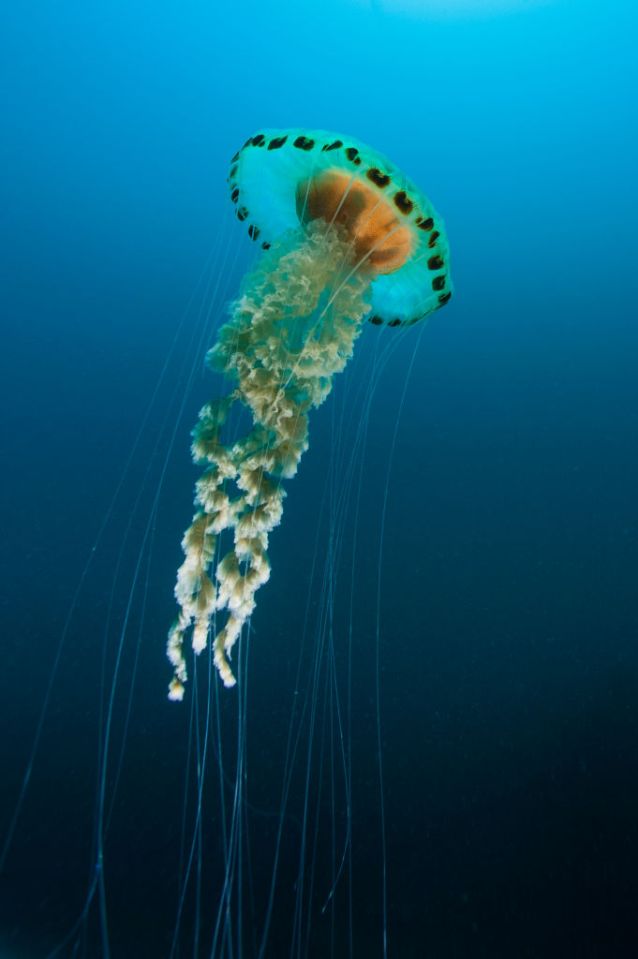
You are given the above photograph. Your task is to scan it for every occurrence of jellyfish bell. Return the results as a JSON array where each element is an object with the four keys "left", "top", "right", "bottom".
[
  {"left": 167, "top": 128, "right": 452, "bottom": 700},
  {"left": 231, "top": 129, "right": 452, "bottom": 324}
]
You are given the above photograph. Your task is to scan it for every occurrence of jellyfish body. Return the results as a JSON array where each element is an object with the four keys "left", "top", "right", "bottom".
[{"left": 167, "top": 129, "right": 452, "bottom": 699}]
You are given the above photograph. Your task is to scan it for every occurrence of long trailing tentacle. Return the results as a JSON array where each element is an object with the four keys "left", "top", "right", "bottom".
[{"left": 168, "top": 222, "right": 371, "bottom": 699}]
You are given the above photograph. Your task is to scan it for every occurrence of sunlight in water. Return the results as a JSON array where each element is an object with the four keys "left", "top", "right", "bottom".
[{"left": 356, "top": 0, "right": 553, "bottom": 18}]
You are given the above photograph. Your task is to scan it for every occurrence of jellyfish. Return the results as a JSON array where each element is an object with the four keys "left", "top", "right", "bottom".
[{"left": 167, "top": 129, "right": 452, "bottom": 700}]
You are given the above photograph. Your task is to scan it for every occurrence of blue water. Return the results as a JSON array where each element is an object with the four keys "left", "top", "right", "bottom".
[{"left": 1, "top": 1, "right": 637, "bottom": 956}]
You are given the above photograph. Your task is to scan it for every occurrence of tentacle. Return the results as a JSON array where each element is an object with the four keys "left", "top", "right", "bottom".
[{"left": 168, "top": 222, "right": 371, "bottom": 696}]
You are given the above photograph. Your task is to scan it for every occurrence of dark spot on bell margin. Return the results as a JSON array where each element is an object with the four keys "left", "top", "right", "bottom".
[
  {"left": 262, "top": 241, "right": 271, "bottom": 250},
  {"left": 231, "top": 151, "right": 240, "bottom": 163},
  {"left": 438, "top": 292, "right": 452, "bottom": 306},
  {"left": 432, "top": 275, "right": 446, "bottom": 291},
  {"left": 248, "top": 224, "right": 260, "bottom": 240},
  {"left": 251, "top": 134, "right": 266, "bottom": 147},
  {"left": 231, "top": 188, "right": 239, "bottom": 203},
  {"left": 388, "top": 318, "right": 402, "bottom": 327},
  {"left": 268, "top": 135, "right": 288, "bottom": 150},
  {"left": 229, "top": 165, "right": 238, "bottom": 180},
  {"left": 345, "top": 147, "right": 361, "bottom": 165},
  {"left": 294, "top": 136, "right": 315, "bottom": 151},
  {"left": 369, "top": 315, "right": 383, "bottom": 325},
  {"left": 428, "top": 230, "right": 440, "bottom": 249},
  {"left": 427, "top": 255, "right": 444, "bottom": 270},
  {"left": 394, "top": 191, "right": 413, "bottom": 215},
  {"left": 416, "top": 216, "right": 434, "bottom": 231},
  {"left": 236, "top": 206, "right": 248, "bottom": 221},
  {"left": 322, "top": 140, "right": 343, "bottom": 152},
  {"left": 366, "top": 167, "right": 390, "bottom": 188}
]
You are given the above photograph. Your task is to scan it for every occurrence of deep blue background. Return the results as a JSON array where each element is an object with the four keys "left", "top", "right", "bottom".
[{"left": 1, "top": 1, "right": 637, "bottom": 956}]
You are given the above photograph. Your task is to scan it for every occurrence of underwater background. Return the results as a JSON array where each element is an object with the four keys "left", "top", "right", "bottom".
[{"left": 1, "top": 0, "right": 637, "bottom": 956}]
